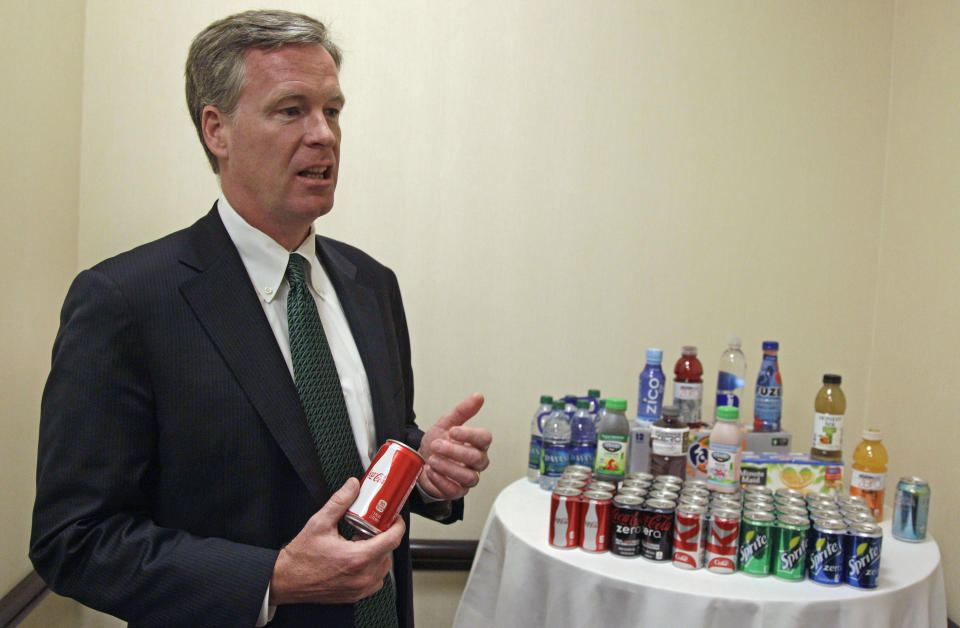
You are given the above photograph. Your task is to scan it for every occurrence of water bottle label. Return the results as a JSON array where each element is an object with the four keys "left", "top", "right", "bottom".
[
  {"left": 851, "top": 469, "right": 885, "bottom": 491},
  {"left": 542, "top": 444, "right": 569, "bottom": 477},
  {"left": 673, "top": 382, "right": 702, "bottom": 400},
  {"left": 716, "top": 393, "right": 740, "bottom": 408},
  {"left": 594, "top": 434, "right": 628, "bottom": 476},
  {"left": 569, "top": 442, "right": 595, "bottom": 468},
  {"left": 650, "top": 425, "right": 688, "bottom": 456},
  {"left": 528, "top": 435, "right": 542, "bottom": 470},
  {"left": 706, "top": 441, "right": 739, "bottom": 488},
  {"left": 717, "top": 371, "right": 745, "bottom": 391},
  {"left": 812, "top": 412, "right": 844, "bottom": 451}
]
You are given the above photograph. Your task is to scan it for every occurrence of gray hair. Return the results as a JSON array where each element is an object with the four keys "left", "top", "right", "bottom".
[{"left": 185, "top": 10, "right": 342, "bottom": 173}]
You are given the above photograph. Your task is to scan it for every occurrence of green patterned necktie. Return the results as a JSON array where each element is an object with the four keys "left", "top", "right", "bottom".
[{"left": 285, "top": 253, "right": 399, "bottom": 628}]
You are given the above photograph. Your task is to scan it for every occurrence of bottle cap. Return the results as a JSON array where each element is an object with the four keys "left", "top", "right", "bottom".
[
  {"left": 862, "top": 428, "right": 882, "bottom": 440},
  {"left": 717, "top": 405, "right": 739, "bottom": 421},
  {"left": 587, "top": 389, "right": 601, "bottom": 397},
  {"left": 762, "top": 341, "right": 779, "bottom": 350},
  {"left": 823, "top": 374, "right": 841, "bottom": 384},
  {"left": 598, "top": 399, "right": 606, "bottom": 408},
  {"left": 645, "top": 348, "right": 663, "bottom": 364},
  {"left": 552, "top": 400, "right": 565, "bottom": 410},
  {"left": 540, "top": 395, "right": 553, "bottom": 404},
  {"left": 681, "top": 345, "right": 697, "bottom": 356},
  {"left": 661, "top": 405, "right": 679, "bottom": 420},
  {"left": 577, "top": 399, "right": 589, "bottom": 409},
  {"left": 606, "top": 397, "right": 628, "bottom": 411},
  {"left": 728, "top": 335, "right": 742, "bottom": 348}
]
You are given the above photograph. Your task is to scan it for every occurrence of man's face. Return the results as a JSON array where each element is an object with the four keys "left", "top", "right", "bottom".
[{"left": 209, "top": 44, "right": 343, "bottom": 244}]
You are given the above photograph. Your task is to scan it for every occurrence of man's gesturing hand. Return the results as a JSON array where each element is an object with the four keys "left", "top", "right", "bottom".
[
  {"left": 269, "top": 477, "right": 404, "bottom": 606},
  {"left": 418, "top": 393, "right": 492, "bottom": 500}
]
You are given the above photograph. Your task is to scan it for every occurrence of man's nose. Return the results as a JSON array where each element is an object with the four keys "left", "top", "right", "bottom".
[{"left": 304, "top": 111, "right": 336, "bottom": 146}]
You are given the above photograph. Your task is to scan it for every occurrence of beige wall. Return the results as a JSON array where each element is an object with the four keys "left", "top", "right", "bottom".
[
  {"left": 0, "top": 0, "right": 85, "bottom": 597},
  {"left": 6, "top": 0, "right": 956, "bottom": 625},
  {"left": 869, "top": 0, "right": 960, "bottom": 621}
]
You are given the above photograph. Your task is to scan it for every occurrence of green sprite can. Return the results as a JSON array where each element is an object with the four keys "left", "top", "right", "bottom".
[
  {"left": 772, "top": 514, "right": 810, "bottom": 581},
  {"left": 738, "top": 510, "right": 775, "bottom": 576}
]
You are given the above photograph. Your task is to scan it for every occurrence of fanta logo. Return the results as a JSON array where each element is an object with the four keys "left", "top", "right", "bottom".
[{"left": 688, "top": 437, "right": 709, "bottom": 474}]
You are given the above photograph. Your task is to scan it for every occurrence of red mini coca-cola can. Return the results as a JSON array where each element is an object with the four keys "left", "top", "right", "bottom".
[
  {"left": 549, "top": 487, "right": 583, "bottom": 548},
  {"left": 705, "top": 508, "right": 741, "bottom": 574},
  {"left": 672, "top": 503, "right": 708, "bottom": 569},
  {"left": 579, "top": 490, "right": 613, "bottom": 552},
  {"left": 346, "top": 439, "right": 425, "bottom": 536}
]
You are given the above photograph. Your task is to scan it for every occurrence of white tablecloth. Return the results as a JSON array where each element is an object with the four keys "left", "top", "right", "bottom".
[{"left": 454, "top": 479, "right": 946, "bottom": 628}]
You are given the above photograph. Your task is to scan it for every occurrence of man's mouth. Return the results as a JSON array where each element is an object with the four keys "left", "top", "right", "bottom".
[{"left": 298, "top": 166, "right": 332, "bottom": 180}]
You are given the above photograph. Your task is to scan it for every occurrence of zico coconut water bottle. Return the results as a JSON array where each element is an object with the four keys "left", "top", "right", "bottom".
[
  {"left": 637, "top": 348, "right": 666, "bottom": 422},
  {"left": 753, "top": 341, "right": 783, "bottom": 432}
]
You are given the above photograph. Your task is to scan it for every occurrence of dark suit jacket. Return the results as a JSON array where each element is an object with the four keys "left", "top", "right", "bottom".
[{"left": 30, "top": 206, "right": 462, "bottom": 627}]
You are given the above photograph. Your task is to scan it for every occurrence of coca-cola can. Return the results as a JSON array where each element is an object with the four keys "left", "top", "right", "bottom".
[
  {"left": 549, "top": 487, "right": 583, "bottom": 548},
  {"left": 588, "top": 480, "right": 617, "bottom": 493},
  {"left": 647, "top": 489, "right": 680, "bottom": 503},
  {"left": 346, "top": 439, "right": 425, "bottom": 536},
  {"left": 655, "top": 474, "right": 685, "bottom": 485},
  {"left": 564, "top": 465, "right": 593, "bottom": 477},
  {"left": 611, "top": 495, "right": 644, "bottom": 557},
  {"left": 557, "top": 478, "right": 588, "bottom": 490},
  {"left": 641, "top": 498, "right": 676, "bottom": 561},
  {"left": 616, "top": 486, "right": 646, "bottom": 499},
  {"left": 579, "top": 490, "right": 613, "bottom": 552},
  {"left": 625, "top": 472, "right": 655, "bottom": 483},
  {"left": 673, "top": 503, "right": 708, "bottom": 569},
  {"left": 705, "top": 508, "right": 741, "bottom": 574}
]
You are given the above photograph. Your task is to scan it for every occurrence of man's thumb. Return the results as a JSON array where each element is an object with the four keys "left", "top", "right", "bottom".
[{"left": 314, "top": 477, "right": 360, "bottom": 532}]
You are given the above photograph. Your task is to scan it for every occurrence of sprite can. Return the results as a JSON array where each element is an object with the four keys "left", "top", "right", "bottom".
[
  {"left": 772, "top": 514, "right": 810, "bottom": 581},
  {"left": 738, "top": 510, "right": 775, "bottom": 576}
]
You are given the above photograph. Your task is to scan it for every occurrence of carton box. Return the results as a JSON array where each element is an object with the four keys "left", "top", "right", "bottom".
[{"left": 741, "top": 452, "right": 843, "bottom": 496}]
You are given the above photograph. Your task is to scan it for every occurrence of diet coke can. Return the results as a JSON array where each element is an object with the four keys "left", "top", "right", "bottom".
[
  {"left": 549, "top": 487, "right": 583, "bottom": 548},
  {"left": 346, "top": 439, "right": 425, "bottom": 536},
  {"left": 705, "top": 508, "right": 741, "bottom": 574},
  {"left": 580, "top": 490, "right": 613, "bottom": 552},
  {"left": 672, "top": 503, "right": 708, "bottom": 569}
]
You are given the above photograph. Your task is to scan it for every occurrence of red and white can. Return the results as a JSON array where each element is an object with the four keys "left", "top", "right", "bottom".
[
  {"left": 579, "top": 490, "right": 613, "bottom": 552},
  {"left": 549, "top": 487, "right": 583, "bottom": 548},
  {"left": 346, "top": 439, "right": 425, "bottom": 536},
  {"left": 672, "top": 503, "right": 708, "bottom": 569},
  {"left": 705, "top": 508, "right": 741, "bottom": 574}
]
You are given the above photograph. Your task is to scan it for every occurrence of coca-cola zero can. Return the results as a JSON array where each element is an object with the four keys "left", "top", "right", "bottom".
[{"left": 641, "top": 498, "right": 676, "bottom": 561}]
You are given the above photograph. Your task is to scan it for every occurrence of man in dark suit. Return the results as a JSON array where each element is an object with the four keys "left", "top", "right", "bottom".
[{"left": 30, "top": 10, "right": 491, "bottom": 627}]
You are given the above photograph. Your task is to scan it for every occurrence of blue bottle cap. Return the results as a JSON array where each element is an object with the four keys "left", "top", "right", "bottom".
[
  {"left": 762, "top": 341, "right": 779, "bottom": 350},
  {"left": 645, "top": 348, "right": 663, "bottom": 364}
]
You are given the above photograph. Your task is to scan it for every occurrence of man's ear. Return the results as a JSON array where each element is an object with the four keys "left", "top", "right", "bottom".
[{"left": 201, "top": 105, "right": 229, "bottom": 163}]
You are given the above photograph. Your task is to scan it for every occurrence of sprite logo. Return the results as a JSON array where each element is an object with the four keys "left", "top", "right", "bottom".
[
  {"left": 778, "top": 534, "right": 807, "bottom": 570},
  {"left": 809, "top": 537, "right": 841, "bottom": 572},
  {"left": 848, "top": 541, "right": 881, "bottom": 577},
  {"left": 739, "top": 529, "right": 768, "bottom": 563}
]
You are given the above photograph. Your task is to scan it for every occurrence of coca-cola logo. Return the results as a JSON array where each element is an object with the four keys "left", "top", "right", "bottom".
[
  {"left": 367, "top": 471, "right": 387, "bottom": 485},
  {"left": 645, "top": 513, "right": 672, "bottom": 532},
  {"left": 612, "top": 511, "right": 641, "bottom": 527}
]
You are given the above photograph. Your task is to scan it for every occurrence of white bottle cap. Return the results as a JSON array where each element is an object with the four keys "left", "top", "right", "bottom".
[
  {"left": 728, "top": 335, "right": 741, "bottom": 348},
  {"left": 862, "top": 428, "right": 882, "bottom": 440}
]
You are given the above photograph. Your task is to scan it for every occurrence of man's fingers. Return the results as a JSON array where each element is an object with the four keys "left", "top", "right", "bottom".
[
  {"left": 447, "top": 426, "right": 492, "bottom": 452},
  {"left": 434, "top": 393, "right": 484, "bottom": 429},
  {"left": 431, "top": 439, "right": 490, "bottom": 471},
  {"left": 354, "top": 512, "right": 405, "bottom": 555},
  {"left": 427, "top": 455, "right": 483, "bottom": 487},
  {"left": 313, "top": 477, "right": 360, "bottom": 532},
  {"left": 423, "top": 466, "right": 466, "bottom": 498}
]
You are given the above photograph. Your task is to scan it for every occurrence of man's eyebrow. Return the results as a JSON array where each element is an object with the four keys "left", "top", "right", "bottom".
[{"left": 266, "top": 91, "right": 346, "bottom": 110}]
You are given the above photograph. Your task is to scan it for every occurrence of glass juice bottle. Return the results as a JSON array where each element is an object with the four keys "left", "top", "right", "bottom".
[{"left": 811, "top": 374, "right": 845, "bottom": 461}]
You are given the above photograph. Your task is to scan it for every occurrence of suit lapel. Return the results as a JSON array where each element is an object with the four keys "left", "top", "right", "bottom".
[
  {"left": 177, "top": 208, "right": 332, "bottom": 504},
  {"left": 316, "top": 237, "right": 401, "bottom": 445}
]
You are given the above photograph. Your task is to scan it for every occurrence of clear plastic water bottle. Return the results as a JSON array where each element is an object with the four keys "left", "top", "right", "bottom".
[
  {"left": 715, "top": 336, "right": 747, "bottom": 423},
  {"left": 586, "top": 389, "right": 602, "bottom": 415},
  {"left": 637, "top": 348, "right": 666, "bottom": 422},
  {"left": 594, "top": 399, "right": 607, "bottom": 425},
  {"left": 539, "top": 400, "right": 571, "bottom": 490},
  {"left": 527, "top": 395, "right": 553, "bottom": 482},
  {"left": 570, "top": 400, "right": 597, "bottom": 470}
]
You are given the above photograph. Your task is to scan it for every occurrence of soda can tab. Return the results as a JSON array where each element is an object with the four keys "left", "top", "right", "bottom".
[
  {"left": 683, "top": 478, "right": 711, "bottom": 491},
  {"left": 808, "top": 507, "right": 842, "bottom": 522},
  {"left": 557, "top": 478, "right": 588, "bottom": 490},
  {"left": 346, "top": 439, "right": 425, "bottom": 536},
  {"left": 775, "top": 488, "right": 805, "bottom": 502},
  {"left": 738, "top": 511, "right": 775, "bottom": 576},
  {"left": 673, "top": 503, "right": 708, "bottom": 569},
  {"left": 892, "top": 476, "right": 931, "bottom": 542},
  {"left": 579, "top": 490, "right": 612, "bottom": 552},
  {"left": 844, "top": 522, "right": 883, "bottom": 588},
  {"left": 648, "top": 489, "right": 679, "bottom": 503},
  {"left": 808, "top": 519, "right": 847, "bottom": 585},
  {"left": 744, "top": 484, "right": 775, "bottom": 498},
  {"left": 549, "top": 487, "right": 584, "bottom": 548},
  {"left": 588, "top": 480, "right": 617, "bottom": 493},
  {"left": 640, "top": 499, "right": 676, "bottom": 561},
  {"left": 679, "top": 493, "right": 709, "bottom": 508},
  {"left": 706, "top": 508, "right": 741, "bottom": 574},
  {"left": 772, "top": 515, "right": 810, "bottom": 581},
  {"left": 837, "top": 494, "right": 867, "bottom": 508},
  {"left": 611, "top": 495, "right": 644, "bottom": 557},
  {"left": 655, "top": 474, "right": 685, "bottom": 485},
  {"left": 621, "top": 479, "right": 652, "bottom": 491},
  {"left": 777, "top": 505, "right": 810, "bottom": 520},
  {"left": 564, "top": 465, "right": 593, "bottom": 477},
  {"left": 743, "top": 500, "right": 776, "bottom": 515},
  {"left": 776, "top": 496, "right": 808, "bottom": 511},
  {"left": 625, "top": 471, "right": 655, "bottom": 483},
  {"left": 845, "top": 511, "right": 876, "bottom": 526},
  {"left": 617, "top": 486, "right": 647, "bottom": 499}
]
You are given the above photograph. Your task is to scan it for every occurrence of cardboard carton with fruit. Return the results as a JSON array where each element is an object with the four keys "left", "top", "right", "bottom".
[{"left": 740, "top": 452, "right": 843, "bottom": 495}]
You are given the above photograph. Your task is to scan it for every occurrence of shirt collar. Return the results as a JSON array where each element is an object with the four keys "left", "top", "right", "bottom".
[{"left": 217, "top": 196, "right": 330, "bottom": 303}]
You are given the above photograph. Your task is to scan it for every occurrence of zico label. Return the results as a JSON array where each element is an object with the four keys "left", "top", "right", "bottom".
[
  {"left": 594, "top": 433, "right": 628, "bottom": 476},
  {"left": 738, "top": 526, "right": 771, "bottom": 575},
  {"left": 651, "top": 425, "right": 687, "bottom": 456},
  {"left": 812, "top": 412, "right": 844, "bottom": 451}
]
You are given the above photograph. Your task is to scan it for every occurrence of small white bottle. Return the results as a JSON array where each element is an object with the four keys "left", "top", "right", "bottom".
[{"left": 706, "top": 405, "right": 742, "bottom": 493}]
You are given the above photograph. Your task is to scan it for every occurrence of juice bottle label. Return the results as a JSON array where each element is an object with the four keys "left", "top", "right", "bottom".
[
  {"left": 650, "top": 425, "right": 687, "bottom": 456},
  {"left": 674, "top": 382, "right": 702, "bottom": 400},
  {"left": 594, "top": 433, "right": 628, "bottom": 476},
  {"left": 706, "top": 441, "right": 739, "bottom": 488},
  {"left": 812, "top": 412, "right": 844, "bottom": 451},
  {"left": 851, "top": 469, "right": 886, "bottom": 491}
]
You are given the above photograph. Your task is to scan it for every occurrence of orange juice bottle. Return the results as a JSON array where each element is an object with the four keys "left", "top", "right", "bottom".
[{"left": 849, "top": 428, "right": 888, "bottom": 521}]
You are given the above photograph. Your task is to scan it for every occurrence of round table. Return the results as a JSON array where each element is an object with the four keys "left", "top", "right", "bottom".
[{"left": 454, "top": 479, "right": 946, "bottom": 628}]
